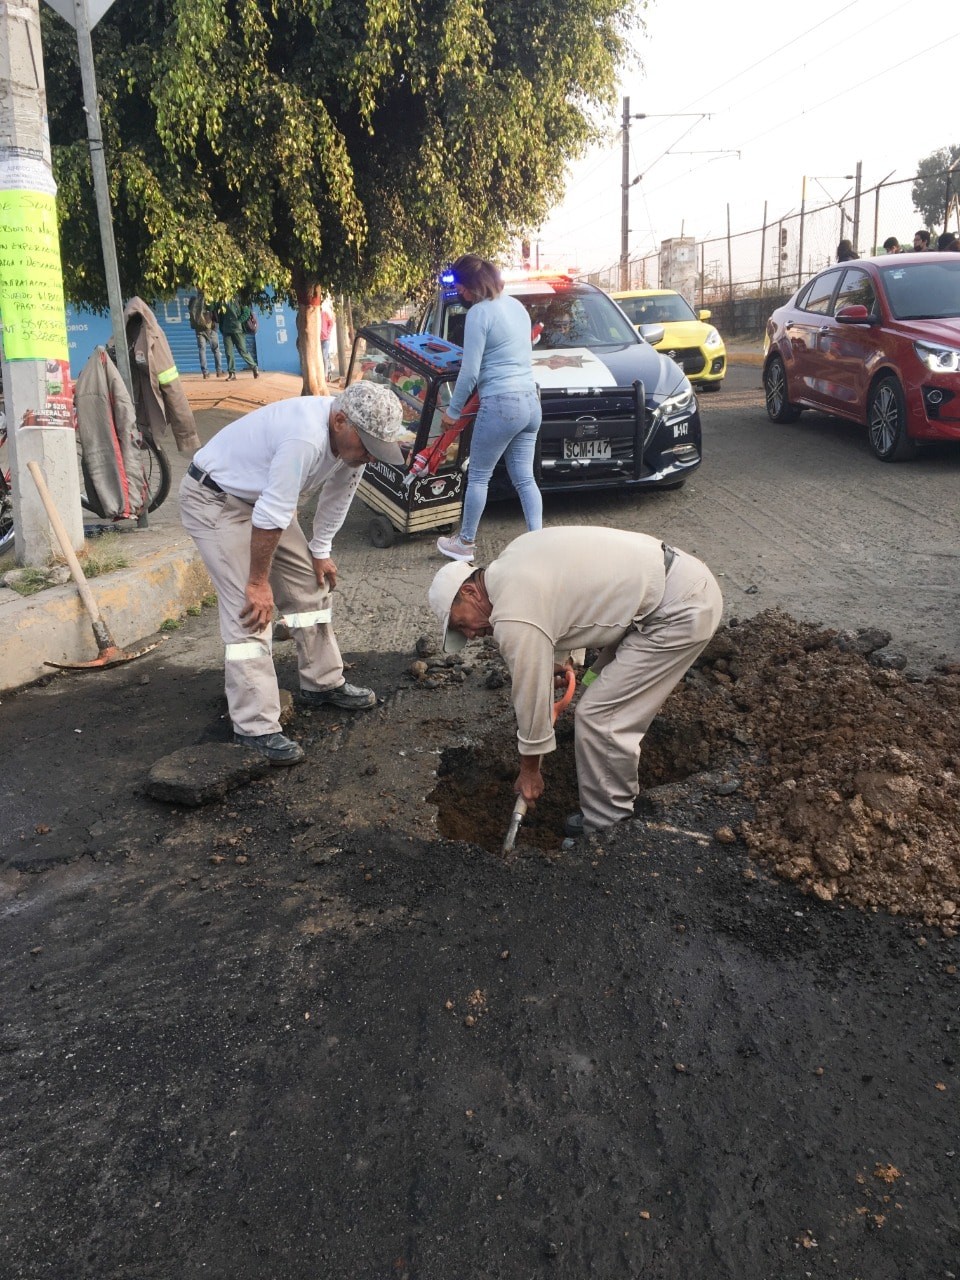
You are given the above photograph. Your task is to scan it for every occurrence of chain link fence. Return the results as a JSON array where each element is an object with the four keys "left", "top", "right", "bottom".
[{"left": 586, "top": 169, "right": 960, "bottom": 336}]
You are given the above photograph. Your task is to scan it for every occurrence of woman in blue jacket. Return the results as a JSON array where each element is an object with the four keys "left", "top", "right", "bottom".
[{"left": 436, "top": 255, "right": 542, "bottom": 562}]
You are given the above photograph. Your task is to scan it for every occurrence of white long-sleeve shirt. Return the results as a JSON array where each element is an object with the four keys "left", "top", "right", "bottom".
[
  {"left": 485, "top": 527, "right": 668, "bottom": 756},
  {"left": 192, "top": 397, "right": 362, "bottom": 558}
]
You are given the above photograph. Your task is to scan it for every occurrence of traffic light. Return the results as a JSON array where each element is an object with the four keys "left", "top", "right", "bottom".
[
  {"left": 780, "top": 227, "right": 788, "bottom": 247},
  {"left": 521, "top": 237, "right": 531, "bottom": 266}
]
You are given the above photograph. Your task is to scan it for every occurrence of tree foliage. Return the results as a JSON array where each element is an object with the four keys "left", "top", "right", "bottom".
[
  {"left": 41, "top": 0, "right": 643, "bottom": 311},
  {"left": 910, "top": 144, "right": 960, "bottom": 230}
]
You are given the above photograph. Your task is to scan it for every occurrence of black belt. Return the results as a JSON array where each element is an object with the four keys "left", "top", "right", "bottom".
[
  {"left": 188, "top": 462, "right": 224, "bottom": 494},
  {"left": 662, "top": 543, "right": 677, "bottom": 572}
]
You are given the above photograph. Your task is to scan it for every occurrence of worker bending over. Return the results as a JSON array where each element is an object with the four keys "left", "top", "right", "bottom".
[
  {"left": 181, "top": 381, "right": 405, "bottom": 764},
  {"left": 429, "top": 527, "right": 723, "bottom": 835}
]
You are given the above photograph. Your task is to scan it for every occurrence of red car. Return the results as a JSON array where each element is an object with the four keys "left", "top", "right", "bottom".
[{"left": 763, "top": 252, "right": 960, "bottom": 460}]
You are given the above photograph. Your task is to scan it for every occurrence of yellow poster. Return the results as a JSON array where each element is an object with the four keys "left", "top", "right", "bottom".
[{"left": 0, "top": 189, "right": 70, "bottom": 362}]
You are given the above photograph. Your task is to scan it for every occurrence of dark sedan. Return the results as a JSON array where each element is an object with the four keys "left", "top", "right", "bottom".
[
  {"left": 416, "top": 273, "right": 702, "bottom": 494},
  {"left": 763, "top": 252, "right": 960, "bottom": 460}
]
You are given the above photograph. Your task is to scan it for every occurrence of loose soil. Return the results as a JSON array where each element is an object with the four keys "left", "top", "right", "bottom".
[{"left": 2, "top": 606, "right": 959, "bottom": 1278}]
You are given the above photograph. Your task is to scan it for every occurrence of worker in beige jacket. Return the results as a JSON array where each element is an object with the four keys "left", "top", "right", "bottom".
[{"left": 428, "top": 527, "right": 723, "bottom": 837}]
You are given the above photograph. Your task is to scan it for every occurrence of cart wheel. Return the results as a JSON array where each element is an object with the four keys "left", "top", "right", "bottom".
[{"left": 368, "top": 515, "right": 397, "bottom": 548}]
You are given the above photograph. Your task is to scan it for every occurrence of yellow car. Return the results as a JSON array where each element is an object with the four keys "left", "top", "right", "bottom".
[{"left": 611, "top": 289, "right": 726, "bottom": 390}]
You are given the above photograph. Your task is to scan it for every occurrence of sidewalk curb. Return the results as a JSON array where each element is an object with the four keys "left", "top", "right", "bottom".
[{"left": 1, "top": 539, "right": 211, "bottom": 694}]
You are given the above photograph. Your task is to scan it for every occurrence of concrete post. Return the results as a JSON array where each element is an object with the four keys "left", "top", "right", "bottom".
[{"left": 0, "top": 0, "right": 84, "bottom": 564}]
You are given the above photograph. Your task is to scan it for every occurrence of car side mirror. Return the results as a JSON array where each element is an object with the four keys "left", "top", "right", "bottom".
[
  {"left": 698, "top": 309, "right": 712, "bottom": 321},
  {"left": 835, "top": 304, "right": 876, "bottom": 324},
  {"left": 639, "top": 323, "right": 665, "bottom": 346}
]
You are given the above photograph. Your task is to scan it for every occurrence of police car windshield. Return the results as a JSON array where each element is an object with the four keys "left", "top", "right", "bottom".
[{"left": 512, "top": 286, "right": 639, "bottom": 349}]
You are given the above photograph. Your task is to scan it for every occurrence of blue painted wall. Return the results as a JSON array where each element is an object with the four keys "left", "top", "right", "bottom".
[{"left": 64, "top": 288, "right": 303, "bottom": 379}]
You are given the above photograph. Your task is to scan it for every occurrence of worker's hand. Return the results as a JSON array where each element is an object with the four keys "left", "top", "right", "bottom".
[
  {"left": 241, "top": 580, "right": 274, "bottom": 633},
  {"left": 440, "top": 412, "right": 459, "bottom": 429},
  {"left": 313, "top": 557, "right": 338, "bottom": 591},
  {"left": 516, "top": 758, "right": 544, "bottom": 807},
  {"left": 553, "top": 658, "right": 577, "bottom": 687}
]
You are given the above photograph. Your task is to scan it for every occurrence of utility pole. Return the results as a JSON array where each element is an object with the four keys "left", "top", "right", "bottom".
[
  {"left": 852, "top": 160, "right": 862, "bottom": 252},
  {"left": 619, "top": 99, "right": 710, "bottom": 292},
  {"left": 0, "top": 0, "right": 84, "bottom": 563},
  {"left": 619, "top": 97, "right": 631, "bottom": 291}
]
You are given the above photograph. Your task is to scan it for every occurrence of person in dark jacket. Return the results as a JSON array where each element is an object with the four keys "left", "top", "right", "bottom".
[
  {"left": 217, "top": 298, "right": 260, "bottom": 380},
  {"left": 188, "top": 291, "right": 223, "bottom": 379}
]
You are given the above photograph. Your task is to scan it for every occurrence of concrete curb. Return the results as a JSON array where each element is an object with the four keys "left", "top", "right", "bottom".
[{"left": 1, "top": 537, "right": 211, "bottom": 693}]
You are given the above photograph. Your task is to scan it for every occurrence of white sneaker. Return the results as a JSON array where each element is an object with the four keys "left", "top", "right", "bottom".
[{"left": 437, "top": 533, "right": 476, "bottom": 562}]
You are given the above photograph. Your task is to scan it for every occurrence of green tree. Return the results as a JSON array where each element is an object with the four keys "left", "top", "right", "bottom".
[
  {"left": 910, "top": 144, "right": 960, "bottom": 231},
  {"left": 42, "top": 0, "right": 643, "bottom": 391}
]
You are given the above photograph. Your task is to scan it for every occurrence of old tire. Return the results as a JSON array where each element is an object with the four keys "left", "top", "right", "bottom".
[
  {"left": 763, "top": 355, "right": 801, "bottom": 423},
  {"left": 867, "top": 376, "right": 916, "bottom": 462},
  {"left": 368, "top": 515, "right": 397, "bottom": 548}
]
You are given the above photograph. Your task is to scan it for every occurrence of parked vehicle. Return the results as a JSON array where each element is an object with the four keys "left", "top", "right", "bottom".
[
  {"left": 415, "top": 272, "right": 702, "bottom": 495},
  {"left": 612, "top": 288, "right": 726, "bottom": 389},
  {"left": 763, "top": 252, "right": 960, "bottom": 461}
]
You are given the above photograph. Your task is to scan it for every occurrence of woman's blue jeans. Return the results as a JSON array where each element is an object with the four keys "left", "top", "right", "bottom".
[{"left": 460, "top": 391, "right": 542, "bottom": 542}]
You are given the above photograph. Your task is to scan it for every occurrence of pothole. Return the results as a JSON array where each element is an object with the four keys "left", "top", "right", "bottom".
[{"left": 430, "top": 710, "right": 726, "bottom": 855}]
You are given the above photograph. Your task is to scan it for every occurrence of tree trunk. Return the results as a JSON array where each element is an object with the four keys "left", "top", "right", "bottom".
[{"left": 292, "top": 265, "right": 329, "bottom": 397}]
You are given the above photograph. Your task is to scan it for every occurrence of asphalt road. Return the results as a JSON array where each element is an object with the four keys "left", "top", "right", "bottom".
[
  {"left": 327, "top": 362, "right": 960, "bottom": 674},
  {"left": 2, "top": 366, "right": 960, "bottom": 1279}
]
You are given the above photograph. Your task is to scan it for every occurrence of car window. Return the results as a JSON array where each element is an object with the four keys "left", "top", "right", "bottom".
[
  {"left": 800, "top": 270, "right": 842, "bottom": 315},
  {"left": 835, "top": 268, "right": 878, "bottom": 316},
  {"left": 516, "top": 288, "right": 638, "bottom": 348},
  {"left": 617, "top": 294, "right": 696, "bottom": 325},
  {"left": 879, "top": 260, "right": 960, "bottom": 319}
]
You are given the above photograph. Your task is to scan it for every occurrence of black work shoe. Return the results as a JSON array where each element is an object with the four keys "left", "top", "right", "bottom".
[
  {"left": 297, "top": 682, "right": 377, "bottom": 711},
  {"left": 563, "top": 812, "right": 585, "bottom": 838},
  {"left": 234, "top": 731, "right": 305, "bottom": 765}
]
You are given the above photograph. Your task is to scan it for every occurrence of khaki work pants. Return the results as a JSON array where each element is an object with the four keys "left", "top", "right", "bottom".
[
  {"left": 179, "top": 476, "right": 343, "bottom": 736},
  {"left": 574, "top": 549, "right": 723, "bottom": 833}
]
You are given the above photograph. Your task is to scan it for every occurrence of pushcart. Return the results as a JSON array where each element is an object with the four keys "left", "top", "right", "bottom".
[{"left": 347, "top": 327, "right": 474, "bottom": 547}]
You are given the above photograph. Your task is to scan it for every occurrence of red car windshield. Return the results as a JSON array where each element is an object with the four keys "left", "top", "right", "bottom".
[{"left": 880, "top": 259, "right": 960, "bottom": 320}]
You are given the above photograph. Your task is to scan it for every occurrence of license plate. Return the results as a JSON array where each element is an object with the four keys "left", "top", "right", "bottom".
[{"left": 564, "top": 438, "right": 611, "bottom": 460}]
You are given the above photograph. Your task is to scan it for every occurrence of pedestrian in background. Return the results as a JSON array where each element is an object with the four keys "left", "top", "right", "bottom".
[
  {"left": 882, "top": 237, "right": 901, "bottom": 254},
  {"left": 188, "top": 290, "right": 223, "bottom": 379},
  {"left": 936, "top": 231, "right": 960, "bottom": 251},
  {"left": 436, "top": 254, "right": 542, "bottom": 564},
  {"left": 217, "top": 298, "right": 260, "bottom": 380},
  {"left": 320, "top": 298, "right": 336, "bottom": 381},
  {"left": 837, "top": 239, "right": 859, "bottom": 262},
  {"left": 913, "top": 229, "right": 931, "bottom": 251}
]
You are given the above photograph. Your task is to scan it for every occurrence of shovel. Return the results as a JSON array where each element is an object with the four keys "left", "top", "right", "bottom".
[
  {"left": 27, "top": 460, "right": 161, "bottom": 671},
  {"left": 502, "top": 667, "right": 577, "bottom": 857}
]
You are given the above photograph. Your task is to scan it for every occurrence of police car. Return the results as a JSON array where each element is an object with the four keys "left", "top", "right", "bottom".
[{"left": 415, "top": 272, "right": 702, "bottom": 495}]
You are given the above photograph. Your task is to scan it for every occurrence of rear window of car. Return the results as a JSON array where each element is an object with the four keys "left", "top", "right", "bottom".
[
  {"left": 799, "top": 270, "right": 843, "bottom": 315},
  {"left": 617, "top": 294, "right": 696, "bottom": 325},
  {"left": 879, "top": 260, "right": 960, "bottom": 319}
]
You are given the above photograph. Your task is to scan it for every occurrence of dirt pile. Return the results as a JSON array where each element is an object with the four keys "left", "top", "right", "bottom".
[{"left": 667, "top": 609, "right": 960, "bottom": 935}]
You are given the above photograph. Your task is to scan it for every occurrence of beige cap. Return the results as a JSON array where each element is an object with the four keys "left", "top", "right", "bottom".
[
  {"left": 428, "top": 561, "right": 476, "bottom": 653},
  {"left": 336, "top": 381, "right": 406, "bottom": 466}
]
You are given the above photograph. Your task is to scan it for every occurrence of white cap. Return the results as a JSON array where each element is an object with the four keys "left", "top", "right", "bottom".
[
  {"left": 336, "top": 382, "right": 406, "bottom": 466},
  {"left": 428, "top": 561, "right": 476, "bottom": 653}
]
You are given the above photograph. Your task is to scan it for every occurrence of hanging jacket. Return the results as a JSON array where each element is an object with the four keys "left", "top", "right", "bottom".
[
  {"left": 74, "top": 346, "right": 147, "bottom": 519},
  {"left": 123, "top": 296, "right": 200, "bottom": 454}
]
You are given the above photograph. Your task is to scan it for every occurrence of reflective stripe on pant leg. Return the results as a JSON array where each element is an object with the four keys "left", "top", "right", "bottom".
[
  {"left": 225, "top": 640, "right": 271, "bottom": 660},
  {"left": 280, "top": 608, "right": 332, "bottom": 628},
  {"left": 225, "top": 634, "right": 282, "bottom": 736}
]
